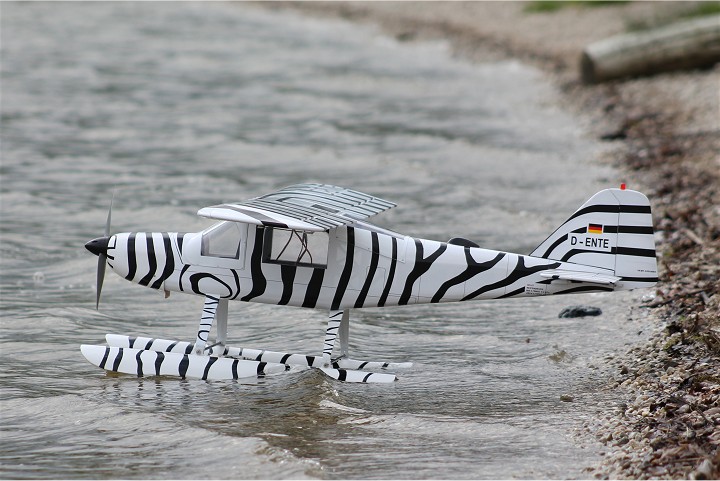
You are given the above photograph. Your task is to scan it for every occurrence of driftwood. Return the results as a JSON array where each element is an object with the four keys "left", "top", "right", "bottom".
[{"left": 581, "top": 15, "right": 720, "bottom": 83}]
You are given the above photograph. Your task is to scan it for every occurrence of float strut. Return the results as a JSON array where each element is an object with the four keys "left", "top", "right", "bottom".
[
  {"left": 193, "top": 295, "right": 219, "bottom": 355},
  {"left": 323, "top": 309, "right": 350, "bottom": 365},
  {"left": 338, "top": 309, "right": 349, "bottom": 358},
  {"left": 214, "top": 298, "right": 228, "bottom": 356}
]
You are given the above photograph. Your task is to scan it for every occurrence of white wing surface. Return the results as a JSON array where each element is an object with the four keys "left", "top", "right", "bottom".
[{"left": 198, "top": 183, "right": 396, "bottom": 232}]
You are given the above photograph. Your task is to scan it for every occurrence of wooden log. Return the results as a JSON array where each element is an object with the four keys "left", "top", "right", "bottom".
[{"left": 581, "top": 15, "right": 720, "bottom": 83}]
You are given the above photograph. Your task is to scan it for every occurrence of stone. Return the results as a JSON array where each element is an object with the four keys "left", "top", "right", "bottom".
[{"left": 558, "top": 305, "right": 603, "bottom": 318}]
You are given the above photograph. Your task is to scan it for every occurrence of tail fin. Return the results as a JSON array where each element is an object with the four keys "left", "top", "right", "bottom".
[{"left": 530, "top": 188, "right": 658, "bottom": 289}]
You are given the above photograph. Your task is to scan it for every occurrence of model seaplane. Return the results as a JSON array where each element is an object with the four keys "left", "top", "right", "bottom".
[{"left": 82, "top": 183, "right": 658, "bottom": 383}]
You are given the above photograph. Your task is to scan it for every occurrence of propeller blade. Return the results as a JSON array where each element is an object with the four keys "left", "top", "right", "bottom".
[
  {"left": 96, "top": 253, "right": 106, "bottom": 310},
  {"left": 96, "top": 194, "right": 113, "bottom": 309},
  {"left": 104, "top": 194, "right": 114, "bottom": 237}
]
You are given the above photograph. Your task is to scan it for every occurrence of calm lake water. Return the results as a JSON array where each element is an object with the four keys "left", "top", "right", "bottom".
[{"left": 1, "top": 2, "right": 651, "bottom": 479}]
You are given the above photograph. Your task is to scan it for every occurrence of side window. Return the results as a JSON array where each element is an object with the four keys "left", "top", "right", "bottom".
[
  {"left": 263, "top": 228, "right": 328, "bottom": 268},
  {"left": 201, "top": 222, "right": 242, "bottom": 259}
]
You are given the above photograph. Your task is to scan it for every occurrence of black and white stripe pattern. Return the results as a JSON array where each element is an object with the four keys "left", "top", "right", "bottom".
[
  {"left": 80, "top": 344, "right": 285, "bottom": 380},
  {"left": 102, "top": 187, "right": 657, "bottom": 311},
  {"left": 323, "top": 310, "right": 343, "bottom": 361},
  {"left": 86, "top": 186, "right": 659, "bottom": 382},
  {"left": 84, "top": 335, "right": 401, "bottom": 383},
  {"left": 530, "top": 188, "right": 658, "bottom": 288},
  {"left": 108, "top": 232, "right": 183, "bottom": 292},
  {"left": 198, "top": 184, "right": 396, "bottom": 232},
  {"left": 193, "top": 295, "right": 219, "bottom": 354},
  {"left": 105, "top": 334, "right": 412, "bottom": 371}
]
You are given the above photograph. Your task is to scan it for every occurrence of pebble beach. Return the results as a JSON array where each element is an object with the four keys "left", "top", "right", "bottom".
[{"left": 259, "top": 2, "right": 720, "bottom": 478}]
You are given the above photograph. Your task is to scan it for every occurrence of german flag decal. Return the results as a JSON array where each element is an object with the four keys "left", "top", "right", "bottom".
[{"left": 588, "top": 224, "right": 603, "bottom": 235}]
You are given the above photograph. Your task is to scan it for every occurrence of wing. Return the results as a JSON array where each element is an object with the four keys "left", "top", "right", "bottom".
[{"left": 197, "top": 183, "right": 396, "bottom": 232}]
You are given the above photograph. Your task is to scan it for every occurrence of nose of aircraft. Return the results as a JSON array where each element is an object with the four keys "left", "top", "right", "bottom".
[{"left": 85, "top": 236, "right": 110, "bottom": 256}]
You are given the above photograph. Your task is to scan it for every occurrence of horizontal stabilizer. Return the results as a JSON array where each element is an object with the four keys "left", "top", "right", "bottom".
[{"left": 539, "top": 269, "right": 620, "bottom": 285}]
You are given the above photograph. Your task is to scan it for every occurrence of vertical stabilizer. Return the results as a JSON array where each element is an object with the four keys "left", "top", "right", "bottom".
[{"left": 530, "top": 188, "right": 658, "bottom": 289}]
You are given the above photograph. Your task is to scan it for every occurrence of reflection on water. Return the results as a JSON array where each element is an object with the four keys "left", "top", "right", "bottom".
[{"left": 1, "top": 2, "right": 647, "bottom": 479}]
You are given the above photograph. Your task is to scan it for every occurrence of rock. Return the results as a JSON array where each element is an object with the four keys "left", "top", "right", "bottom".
[
  {"left": 704, "top": 407, "right": 720, "bottom": 418},
  {"left": 691, "top": 417, "right": 706, "bottom": 428},
  {"left": 691, "top": 458, "right": 714, "bottom": 480},
  {"left": 558, "top": 305, "right": 603, "bottom": 318}
]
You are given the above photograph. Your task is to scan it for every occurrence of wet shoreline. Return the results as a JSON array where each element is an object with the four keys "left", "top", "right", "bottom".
[{"left": 258, "top": 2, "right": 720, "bottom": 478}]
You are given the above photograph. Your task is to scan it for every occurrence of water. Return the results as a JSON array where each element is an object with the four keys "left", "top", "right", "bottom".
[{"left": 1, "top": 2, "right": 650, "bottom": 479}]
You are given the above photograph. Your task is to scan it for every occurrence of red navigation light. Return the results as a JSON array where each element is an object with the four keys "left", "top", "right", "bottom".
[{"left": 620, "top": 183, "right": 626, "bottom": 190}]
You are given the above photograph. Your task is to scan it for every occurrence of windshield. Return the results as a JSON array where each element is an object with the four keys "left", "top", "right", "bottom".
[{"left": 201, "top": 222, "right": 242, "bottom": 258}]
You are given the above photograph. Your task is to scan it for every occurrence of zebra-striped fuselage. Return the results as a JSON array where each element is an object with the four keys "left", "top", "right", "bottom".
[{"left": 105, "top": 222, "right": 629, "bottom": 311}]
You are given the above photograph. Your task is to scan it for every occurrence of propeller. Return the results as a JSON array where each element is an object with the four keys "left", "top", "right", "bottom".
[{"left": 85, "top": 195, "right": 113, "bottom": 309}]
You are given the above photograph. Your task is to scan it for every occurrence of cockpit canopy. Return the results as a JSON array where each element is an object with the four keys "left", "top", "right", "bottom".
[{"left": 201, "top": 221, "right": 329, "bottom": 268}]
